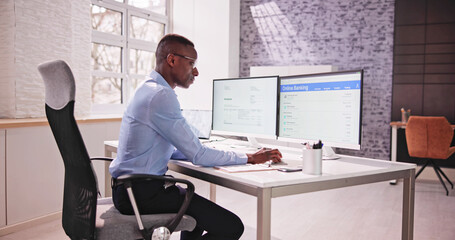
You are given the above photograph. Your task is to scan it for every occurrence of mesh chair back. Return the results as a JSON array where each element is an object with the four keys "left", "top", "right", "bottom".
[{"left": 38, "top": 60, "right": 98, "bottom": 240}]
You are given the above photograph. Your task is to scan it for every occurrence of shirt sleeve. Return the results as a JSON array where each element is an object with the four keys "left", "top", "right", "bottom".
[
  {"left": 149, "top": 89, "right": 247, "bottom": 167},
  {"left": 171, "top": 148, "right": 187, "bottom": 160}
]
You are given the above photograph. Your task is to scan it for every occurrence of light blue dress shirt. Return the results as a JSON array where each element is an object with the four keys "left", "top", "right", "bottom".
[{"left": 109, "top": 71, "right": 247, "bottom": 178}]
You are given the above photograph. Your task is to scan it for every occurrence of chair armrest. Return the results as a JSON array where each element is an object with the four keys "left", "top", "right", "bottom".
[
  {"left": 116, "top": 174, "right": 195, "bottom": 236},
  {"left": 90, "top": 157, "right": 113, "bottom": 162}
]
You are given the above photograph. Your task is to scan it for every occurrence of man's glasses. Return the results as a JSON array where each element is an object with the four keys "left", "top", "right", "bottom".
[{"left": 171, "top": 53, "right": 197, "bottom": 68}]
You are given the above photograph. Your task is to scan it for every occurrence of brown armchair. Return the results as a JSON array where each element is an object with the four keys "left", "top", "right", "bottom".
[{"left": 405, "top": 116, "right": 455, "bottom": 195}]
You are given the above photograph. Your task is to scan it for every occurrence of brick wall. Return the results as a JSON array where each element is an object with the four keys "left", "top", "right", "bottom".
[
  {"left": 240, "top": 0, "right": 395, "bottom": 160},
  {"left": 0, "top": 0, "right": 91, "bottom": 118}
]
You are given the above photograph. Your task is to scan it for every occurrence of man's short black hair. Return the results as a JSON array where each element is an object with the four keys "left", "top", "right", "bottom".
[{"left": 155, "top": 34, "right": 195, "bottom": 64}]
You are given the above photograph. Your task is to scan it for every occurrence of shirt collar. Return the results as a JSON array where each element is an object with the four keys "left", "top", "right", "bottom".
[{"left": 148, "top": 70, "right": 172, "bottom": 90}]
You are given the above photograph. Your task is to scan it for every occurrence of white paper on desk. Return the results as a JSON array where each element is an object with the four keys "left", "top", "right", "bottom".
[{"left": 214, "top": 164, "right": 275, "bottom": 173}]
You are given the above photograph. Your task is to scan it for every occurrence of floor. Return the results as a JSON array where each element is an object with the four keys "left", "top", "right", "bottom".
[{"left": 1, "top": 174, "right": 454, "bottom": 240}]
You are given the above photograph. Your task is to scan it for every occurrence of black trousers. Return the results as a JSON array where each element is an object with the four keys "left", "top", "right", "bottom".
[{"left": 112, "top": 179, "right": 244, "bottom": 240}]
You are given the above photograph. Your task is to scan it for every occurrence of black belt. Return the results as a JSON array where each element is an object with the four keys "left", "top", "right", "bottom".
[
  {"left": 111, "top": 177, "right": 122, "bottom": 188},
  {"left": 111, "top": 175, "right": 175, "bottom": 189}
]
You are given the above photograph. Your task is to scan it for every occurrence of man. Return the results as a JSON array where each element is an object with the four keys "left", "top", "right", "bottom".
[{"left": 109, "top": 34, "right": 282, "bottom": 240}]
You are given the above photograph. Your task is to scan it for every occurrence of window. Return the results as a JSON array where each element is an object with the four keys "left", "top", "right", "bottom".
[{"left": 91, "top": 0, "right": 169, "bottom": 113}]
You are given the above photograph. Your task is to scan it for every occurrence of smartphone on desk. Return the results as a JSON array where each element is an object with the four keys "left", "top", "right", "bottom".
[{"left": 278, "top": 167, "right": 302, "bottom": 172}]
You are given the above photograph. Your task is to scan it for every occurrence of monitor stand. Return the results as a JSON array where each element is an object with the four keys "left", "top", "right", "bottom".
[
  {"left": 230, "top": 136, "right": 262, "bottom": 150},
  {"left": 246, "top": 136, "right": 262, "bottom": 149},
  {"left": 322, "top": 146, "right": 340, "bottom": 160}
]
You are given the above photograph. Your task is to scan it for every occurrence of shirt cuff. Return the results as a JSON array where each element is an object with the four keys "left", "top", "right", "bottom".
[{"left": 235, "top": 152, "right": 248, "bottom": 164}]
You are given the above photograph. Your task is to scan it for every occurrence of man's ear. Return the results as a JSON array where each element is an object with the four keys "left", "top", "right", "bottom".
[{"left": 166, "top": 54, "right": 175, "bottom": 67}]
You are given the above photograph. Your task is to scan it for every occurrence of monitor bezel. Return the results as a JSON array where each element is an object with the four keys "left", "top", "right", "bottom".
[
  {"left": 211, "top": 75, "right": 280, "bottom": 140},
  {"left": 277, "top": 69, "right": 364, "bottom": 150}
]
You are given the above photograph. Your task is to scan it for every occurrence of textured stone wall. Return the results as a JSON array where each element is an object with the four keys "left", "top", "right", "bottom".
[
  {"left": 0, "top": 0, "right": 91, "bottom": 119},
  {"left": 240, "top": 0, "right": 395, "bottom": 160}
]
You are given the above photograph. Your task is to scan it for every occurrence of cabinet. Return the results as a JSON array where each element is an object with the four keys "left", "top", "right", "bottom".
[
  {"left": 0, "top": 118, "right": 121, "bottom": 229},
  {"left": 0, "top": 130, "right": 6, "bottom": 228},
  {"left": 6, "top": 126, "right": 64, "bottom": 224}
]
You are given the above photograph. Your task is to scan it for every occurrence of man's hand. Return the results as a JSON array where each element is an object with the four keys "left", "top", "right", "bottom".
[{"left": 246, "top": 148, "right": 282, "bottom": 164}]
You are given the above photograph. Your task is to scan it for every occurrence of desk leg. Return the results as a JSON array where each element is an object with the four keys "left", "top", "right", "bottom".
[
  {"left": 209, "top": 183, "right": 216, "bottom": 202},
  {"left": 257, "top": 188, "right": 272, "bottom": 240},
  {"left": 402, "top": 169, "right": 415, "bottom": 240},
  {"left": 390, "top": 126, "right": 398, "bottom": 184},
  {"left": 104, "top": 148, "right": 113, "bottom": 197}
]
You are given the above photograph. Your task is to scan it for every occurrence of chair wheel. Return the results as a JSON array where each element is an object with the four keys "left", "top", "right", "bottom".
[{"left": 152, "top": 227, "right": 170, "bottom": 240}]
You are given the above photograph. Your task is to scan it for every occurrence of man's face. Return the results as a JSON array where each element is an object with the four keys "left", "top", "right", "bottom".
[{"left": 170, "top": 45, "right": 199, "bottom": 89}]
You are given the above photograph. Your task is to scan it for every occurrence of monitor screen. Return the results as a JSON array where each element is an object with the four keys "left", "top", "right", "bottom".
[
  {"left": 212, "top": 76, "right": 279, "bottom": 139},
  {"left": 181, "top": 109, "right": 212, "bottom": 139},
  {"left": 278, "top": 70, "right": 363, "bottom": 150}
]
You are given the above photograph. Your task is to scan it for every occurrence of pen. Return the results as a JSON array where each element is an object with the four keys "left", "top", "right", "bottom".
[
  {"left": 302, "top": 142, "right": 312, "bottom": 149},
  {"left": 313, "top": 140, "right": 323, "bottom": 149}
]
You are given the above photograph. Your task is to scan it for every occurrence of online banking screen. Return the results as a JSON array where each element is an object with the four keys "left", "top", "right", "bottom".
[
  {"left": 212, "top": 76, "right": 279, "bottom": 138},
  {"left": 279, "top": 70, "right": 363, "bottom": 149}
]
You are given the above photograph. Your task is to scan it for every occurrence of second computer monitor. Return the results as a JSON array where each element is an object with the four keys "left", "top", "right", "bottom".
[
  {"left": 212, "top": 76, "right": 279, "bottom": 139},
  {"left": 278, "top": 70, "right": 363, "bottom": 150}
]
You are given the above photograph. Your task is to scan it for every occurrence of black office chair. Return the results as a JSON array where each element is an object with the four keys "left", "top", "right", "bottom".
[{"left": 38, "top": 60, "right": 196, "bottom": 240}]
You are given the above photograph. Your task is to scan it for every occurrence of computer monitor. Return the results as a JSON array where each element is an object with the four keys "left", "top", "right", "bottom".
[
  {"left": 212, "top": 76, "right": 279, "bottom": 147},
  {"left": 278, "top": 70, "right": 363, "bottom": 157},
  {"left": 181, "top": 109, "right": 212, "bottom": 139}
]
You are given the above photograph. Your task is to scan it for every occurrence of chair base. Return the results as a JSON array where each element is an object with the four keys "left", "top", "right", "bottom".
[
  {"left": 415, "top": 159, "right": 454, "bottom": 196},
  {"left": 96, "top": 198, "right": 196, "bottom": 239}
]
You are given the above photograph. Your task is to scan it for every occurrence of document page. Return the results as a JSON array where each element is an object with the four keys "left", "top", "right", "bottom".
[{"left": 214, "top": 164, "right": 275, "bottom": 173}]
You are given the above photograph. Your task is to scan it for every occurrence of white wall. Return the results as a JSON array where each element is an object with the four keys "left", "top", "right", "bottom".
[
  {"left": 0, "top": 0, "right": 234, "bottom": 117},
  {"left": 0, "top": 0, "right": 91, "bottom": 119},
  {"left": 0, "top": 0, "right": 17, "bottom": 119},
  {"left": 172, "top": 0, "right": 240, "bottom": 110}
]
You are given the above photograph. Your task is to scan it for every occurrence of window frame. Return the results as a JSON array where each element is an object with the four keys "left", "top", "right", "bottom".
[{"left": 91, "top": 0, "right": 170, "bottom": 114}]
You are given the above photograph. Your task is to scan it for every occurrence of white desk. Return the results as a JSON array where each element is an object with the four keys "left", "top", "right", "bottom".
[{"left": 104, "top": 140, "right": 416, "bottom": 240}]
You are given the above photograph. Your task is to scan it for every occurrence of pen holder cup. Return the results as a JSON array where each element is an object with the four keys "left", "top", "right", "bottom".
[
  {"left": 401, "top": 111, "right": 410, "bottom": 123},
  {"left": 302, "top": 148, "right": 322, "bottom": 175}
]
